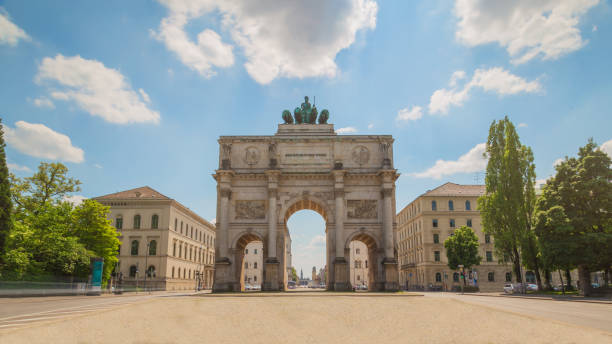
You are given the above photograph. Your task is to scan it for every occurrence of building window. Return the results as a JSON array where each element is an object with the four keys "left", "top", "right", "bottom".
[
  {"left": 365, "top": 260, "right": 368, "bottom": 268},
  {"left": 467, "top": 219, "right": 472, "bottom": 227},
  {"left": 133, "top": 215, "right": 141, "bottom": 229},
  {"left": 254, "top": 262, "right": 257, "bottom": 269},
  {"left": 179, "top": 245, "right": 182, "bottom": 258},
  {"left": 244, "top": 262, "right": 248, "bottom": 269},
  {"left": 151, "top": 215, "right": 159, "bottom": 229},
  {"left": 485, "top": 234, "right": 491, "bottom": 244},
  {"left": 488, "top": 272, "right": 495, "bottom": 282},
  {"left": 149, "top": 240, "right": 157, "bottom": 256},
  {"left": 356, "top": 248, "right": 361, "bottom": 254},
  {"left": 431, "top": 201, "right": 437, "bottom": 211},
  {"left": 254, "top": 276, "right": 257, "bottom": 282},
  {"left": 450, "top": 219, "right": 455, "bottom": 228},
  {"left": 433, "top": 234, "right": 439, "bottom": 244},
  {"left": 453, "top": 272, "right": 459, "bottom": 282},
  {"left": 448, "top": 200, "right": 454, "bottom": 211},
  {"left": 172, "top": 267, "right": 175, "bottom": 278},
  {"left": 435, "top": 272, "right": 442, "bottom": 282},
  {"left": 174, "top": 218, "right": 177, "bottom": 231},
  {"left": 357, "top": 275, "right": 361, "bottom": 281},
  {"left": 173, "top": 242, "right": 176, "bottom": 256},
  {"left": 245, "top": 249, "right": 248, "bottom": 254},
  {"left": 433, "top": 219, "right": 438, "bottom": 228},
  {"left": 147, "top": 265, "right": 156, "bottom": 278},
  {"left": 254, "top": 249, "right": 258, "bottom": 254},
  {"left": 181, "top": 221, "right": 183, "bottom": 234},
  {"left": 131, "top": 240, "right": 139, "bottom": 255},
  {"left": 486, "top": 251, "right": 493, "bottom": 262},
  {"left": 115, "top": 216, "right": 123, "bottom": 229},
  {"left": 505, "top": 272, "right": 512, "bottom": 282},
  {"left": 434, "top": 251, "right": 440, "bottom": 262},
  {"left": 189, "top": 247, "right": 193, "bottom": 260},
  {"left": 465, "top": 200, "right": 471, "bottom": 210},
  {"left": 129, "top": 265, "right": 137, "bottom": 278}
]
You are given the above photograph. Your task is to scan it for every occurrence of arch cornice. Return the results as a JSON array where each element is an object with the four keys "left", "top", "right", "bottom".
[
  {"left": 344, "top": 228, "right": 380, "bottom": 250},
  {"left": 230, "top": 229, "right": 265, "bottom": 250}
]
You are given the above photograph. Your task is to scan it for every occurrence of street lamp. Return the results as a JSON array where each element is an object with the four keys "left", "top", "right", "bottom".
[
  {"left": 144, "top": 241, "right": 149, "bottom": 292},
  {"left": 458, "top": 264, "right": 464, "bottom": 294}
]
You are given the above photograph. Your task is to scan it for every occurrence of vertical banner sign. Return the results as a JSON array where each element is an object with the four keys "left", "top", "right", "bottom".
[{"left": 91, "top": 257, "right": 104, "bottom": 295}]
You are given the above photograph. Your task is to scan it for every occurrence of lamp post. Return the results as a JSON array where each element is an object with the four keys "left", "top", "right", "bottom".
[
  {"left": 144, "top": 241, "right": 149, "bottom": 292},
  {"left": 458, "top": 265, "right": 464, "bottom": 294}
]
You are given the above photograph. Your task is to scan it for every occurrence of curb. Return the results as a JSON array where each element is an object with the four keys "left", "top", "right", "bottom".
[{"left": 461, "top": 293, "right": 612, "bottom": 305}]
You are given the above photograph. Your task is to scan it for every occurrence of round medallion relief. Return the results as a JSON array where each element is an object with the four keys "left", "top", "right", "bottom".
[
  {"left": 352, "top": 145, "right": 370, "bottom": 165},
  {"left": 244, "top": 146, "right": 260, "bottom": 166}
]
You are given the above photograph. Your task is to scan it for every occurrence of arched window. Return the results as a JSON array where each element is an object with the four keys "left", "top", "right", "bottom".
[
  {"left": 505, "top": 272, "right": 512, "bottom": 282},
  {"left": 172, "top": 267, "right": 175, "bottom": 278},
  {"left": 435, "top": 272, "right": 442, "bottom": 282},
  {"left": 254, "top": 275, "right": 257, "bottom": 282},
  {"left": 131, "top": 240, "right": 139, "bottom": 255},
  {"left": 149, "top": 240, "right": 157, "bottom": 255},
  {"left": 189, "top": 270, "right": 191, "bottom": 279},
  {"left": 151, "top": 214, "right": 159, "bottom": 229},
  {"left": 453, "top": 272, "right": 459, "bottom": 282},
  {"left": 129, "top": 265, "right": 137, "bottom": 278},
  {"left": 174, "top": 218, "right": 177, "bottom": 231},
  {"left": 147, "top": 265, "right": 156, "bottom": 278},
  {"left": 488, "top": 272, "right": 495, "bottom": 282},
  {"left": 254, "top": 262, "right": 258, "bottom": 269},
  {"left": 177, "top": 267, "right": 181, "bottom": 279},
  {"left": 365, "top": 260, "right": 368, "bottom": 268},
  {"left": 115, "top": 216, "right": 123, "bottom": 229},
  {"left": 431, "top": 201, "right": 437, "bottom": 211},
  {"left": 180, "top": 221, "right": 183, "bottom": 234},
  {"left": 183, "top": 268, "right": 185, "bottom": 279},
  {"left": 448, "top": 200, "right": 454, "bottom": 211},
  {"left": 133, "top": 214, "right": 141, "bottom": 229},
  {"left": 173, "top": 242, "right": 176, "bottom": 256},
  {"left": 465, "top": 200, "right": 471, "bottom": 211},
  {"left": 179, "top": 244, "right": 182, "bottom": 257}
]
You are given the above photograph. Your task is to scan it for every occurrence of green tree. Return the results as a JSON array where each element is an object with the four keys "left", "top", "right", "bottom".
[
  {"left": 11, "top": 162, "right": 81, "bottom": 216},
  {"left": 535, "top": 139, "right": 612, "bottom": 296},
  {"left": 444, "top": 226, "right": 482, "bottom": 286},
  {"left": 72, "top": 200, "right": 121, "bottom": 284},
  {"left": 0, "top": 119, "right": 12, "bottom": 265},
  {"left": 290, "top": 267, "right": 298, "bottom": 282},
  {"left": 478, "top": 116, "right": 541, "bottom": 288}
]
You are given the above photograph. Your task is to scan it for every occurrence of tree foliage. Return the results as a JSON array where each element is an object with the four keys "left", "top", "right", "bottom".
[
  {"left": 535, "top": 139, "right": 612, "bottom": 295},
  {"left": 478, "top": 116, "right": 540, "bottom": 286},
  {"left": 444, "top": 226, "right": 482, "bottom": 272},
  {"left": 0, "top": 119, "right": 12, "bottom": 264}
]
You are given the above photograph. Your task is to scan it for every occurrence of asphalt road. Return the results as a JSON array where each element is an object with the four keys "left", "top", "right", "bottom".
[{"left": 426, "top": 292, "right": 612, "bottom": 333}]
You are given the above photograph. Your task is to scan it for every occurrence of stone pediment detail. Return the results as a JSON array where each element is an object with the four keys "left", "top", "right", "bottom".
[
  {"left": 234, "top": 200, "right": 266, "bottom": 219},
  {"left": 347, "top": 200, "right": 378, "bottom": 219}
]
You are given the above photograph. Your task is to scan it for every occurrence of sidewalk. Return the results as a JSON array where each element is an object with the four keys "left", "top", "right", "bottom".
[{"left": 462, "top": 292, "right": 612, "bottom": 304}]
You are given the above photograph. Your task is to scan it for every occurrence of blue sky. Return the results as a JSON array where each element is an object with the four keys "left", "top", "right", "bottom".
[{"left": 2, "top": 1, "right": 611, "bottom": 275}]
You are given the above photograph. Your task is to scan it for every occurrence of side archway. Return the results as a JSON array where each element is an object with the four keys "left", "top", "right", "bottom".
[
  {"left": 345, "top": 230, "right": 383, "bottom": 291},
  {"left": 232, "top": 231, "right": 265, "bottom": 291}
]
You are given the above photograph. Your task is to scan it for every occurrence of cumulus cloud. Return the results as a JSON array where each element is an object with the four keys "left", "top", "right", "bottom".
[
  {"left": 0, "top": 10, "right": 30, "bottom": 46},
  {"left": 429, "top": 67, "right": 542, "bottom": 115},
  {"left": 7, "top": 163, "right": 31, "bottom": 172},
  {"left": 367, "top": 123, "right": 374, "bottom": 129},
  {"left": 412, "top": 143, "right": 487, "bottom": 179},
  {"left": 518, "top": 123, "right": 528, "bottom": 128},
  {"left": 553, "top": 158, "right": 564, "bottom": 167},
  {"left": 454, "top": 0, "right": 599, "bottom": 64},
  {"left": 336, "top": 126, "right": 358, "bottom": 134},
  {"left": 63, "top": 195, "right": 87, "bottom": 206},
  {"left": 4, "top": 121, "right": 84, "bottom": 163},
  {"left": 600, "top": 139, "right": 612, "bottom": 157},
  {"left": 36, "top": 55, "right": 160, "bottom": 124},
  {"left": 93, "top": 163, "right": 103, "bottom": 169},
  {"left": 32, "top": 97, "right": 55, "bottom": 109},
  {"left": 396, "top": 105, "right": 423, "bottom": 122},
  {"left": 154, "top": 0, "right": 377, "bottom": 84}
]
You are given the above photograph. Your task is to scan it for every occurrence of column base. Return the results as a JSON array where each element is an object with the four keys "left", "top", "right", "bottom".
[
  {"left": 263, "top": 259, "right": 282, "bottom": 291},
  {"left": 333, "top": 257, "right": 350, "bottom": 291},
  {"left": 213, "top": 259, "right": 236, "bottom": 292},
  {"left": 382, "top": 258, "right": 399, "bottom": 292}
]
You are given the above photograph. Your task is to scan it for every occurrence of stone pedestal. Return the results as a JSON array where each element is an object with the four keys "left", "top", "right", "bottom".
[
  {"left": 263, "top": 259, "right": 282, "bottom": 291},
  {"left": 212, "top": 258, "right": 235, "bottom": 292},
  {"left": 383, "top": 258, "right": 399, "bottom": 292},
  {"left": 333, "top": 257, "right": 350, "bottom": 291}
]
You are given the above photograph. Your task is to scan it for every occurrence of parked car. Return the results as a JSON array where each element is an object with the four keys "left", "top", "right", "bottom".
[
  {"left": 503, "top": 283, "right": 513, "bottom": 294},
  {"left": 527, "top": 283, "right": 538, "bottom": 291}
]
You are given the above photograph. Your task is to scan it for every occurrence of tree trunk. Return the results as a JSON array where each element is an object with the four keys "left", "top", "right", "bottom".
[
  {"left": 604, "top": 267, "right": 610, "bottom": 288},
  {"left": 565, "top": 269, "right": 572, "bottom": 289},
  {"left": 558, "top": 270, "right": 565, "bottom": 295},
  {"left": 534, "top": 266, "right": 543, "bottom": 291},
  {"left": 578, "top": 265, "right": 591, "bottom": 297},
  {"left": 543, "top": 269, "right": 552, "bottom": 290}
]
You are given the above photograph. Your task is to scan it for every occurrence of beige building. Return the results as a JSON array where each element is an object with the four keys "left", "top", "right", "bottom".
[
  {"left": 243, "top": 242, "right": 263, "bottom": 286},
  {"left": 396, "top": 183, "right": 512, "bottom": 292},
  {"left": 349, "top": 241, "right": 369, "bottom": 288},
  {"left": 95, "top": 186, "right": 216, "bottom": 291}
]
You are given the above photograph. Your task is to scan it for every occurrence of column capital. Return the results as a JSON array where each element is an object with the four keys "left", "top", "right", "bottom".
[
  {"left": 377, "top": 169, "right": 399, "bottom": 182},
  {"left": 219, "top": 189, "right": 232, "bottom": 198},
  {"left": 381, "top": 188, "right": 393, "bottom": 198}
]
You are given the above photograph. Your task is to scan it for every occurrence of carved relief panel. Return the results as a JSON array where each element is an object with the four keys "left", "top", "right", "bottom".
[
  {"left": 235, "top": 200, "right": 266, "bottom": 219},
  {"left": 346, "top": 200, "right": 378, "bottom": 219}
]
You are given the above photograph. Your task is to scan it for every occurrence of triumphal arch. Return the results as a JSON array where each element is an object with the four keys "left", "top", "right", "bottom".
[{"left": 213, "top": 97, "right": 399, "bottom": 291}]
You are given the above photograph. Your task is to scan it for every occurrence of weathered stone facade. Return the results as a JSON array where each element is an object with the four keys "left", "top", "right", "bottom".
[{"left": 213, "top": 124, "right": 399, "bottom": 291}]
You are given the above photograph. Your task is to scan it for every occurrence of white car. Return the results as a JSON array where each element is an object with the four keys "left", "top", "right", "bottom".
[{"left": 503, "top": 283, "right": 513, "bottom": 294}]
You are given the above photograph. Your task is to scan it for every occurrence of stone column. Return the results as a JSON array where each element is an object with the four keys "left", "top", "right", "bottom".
[
  {"left": 213, "top": 171, "right": 234, "bottom": 292},
  {"left": 379, "top": 170, "right": 399, "bottom": 291},
  {"left": 263, "top": 170, "right": 281, "bottom": 291},
  {"left": 382, "top": 188, "right": 394, "bottom": 258},
  {"left": 332, "top": 170, "right": 349, "bottom": 291},
  {"left": 267, "top": 187, "right": 277, "bottom": 259},
  {"left": 218, "top": 189, "right": 231, "bottom": 258}
]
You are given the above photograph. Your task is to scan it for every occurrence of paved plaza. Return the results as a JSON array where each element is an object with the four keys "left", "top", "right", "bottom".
[{"left": 1, "top": 292, "right": 610, "bottom": 343}]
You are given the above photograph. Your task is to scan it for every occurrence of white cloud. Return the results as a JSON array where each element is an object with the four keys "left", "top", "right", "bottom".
[
  {"left": 4, "top": 121, "right": 85, "bottom": 163},
  {"left": 155, "top": 0, "right": 377, "bottom": 84},
  {"left": 518, "top": 122, "right": 528, "bottom": 128},
  {"left": 553, "top": 158, "right": 564, "bottom": 167},
  {"left": 63, "top": 195, "right": 87, "bottom": 206},
  {"left": 93, "top": 163, "right": 103, "bottom": 169},
  {"left": 535, "top": 178, "right": 550, "bottom": 190},
  {"left": 396, "top": 105, "right": 423, "bottom": 122},
  {"left": 36, "top": 55, "right": 160, "bottom": 124},
  {"left": 454, "top": 0, "right": 599, "bottom": 64},
  {"left": 336, "top": 126, "right": 358, "bottom": 134},
  {"left": 600, "top": 139, "right": 612, "bottom": 157},
  {"left": 32, "top": 97, "right": 55, "bottom": 109},
  {"left": 367, "top": 123, "right": 374, "bottom": 129},
  {"left": 592, "top": 25, "right": 598, "bottom": 32},
  {"left": 306, "top": 235, "right": 326, "bottom": 250},
  {"left": 449, "top": 70, "right": 466, "bottom": 87},
  {"left": 0, "top": 10, "right": 30, "bottom": 46},
  {"left": 412, "top": 143, "right": 487, "bottom": 179},
  {"left": 429, "top": 68, "right": 542, "bottom": 115},
  {"left": 7, "top": 163, "right": 30, "bottom": 172},
  {"left": 210, "top": 218, "right": 216, "bottom": 225}
]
